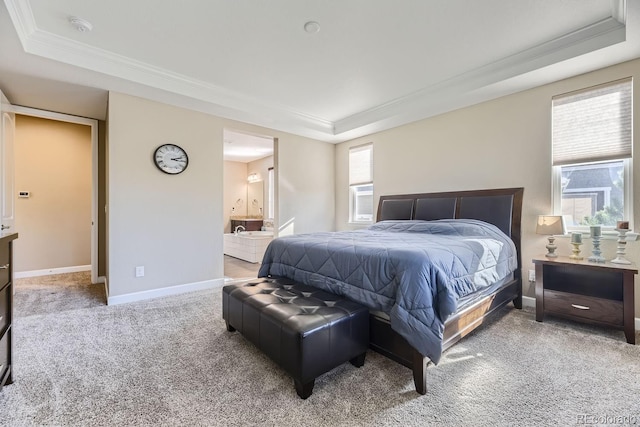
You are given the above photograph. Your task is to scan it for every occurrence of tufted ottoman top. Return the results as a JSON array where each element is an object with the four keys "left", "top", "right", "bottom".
[
  {"left": 224, "top": 277, "right": 368, "bottom": 336},
  {"left": 223, "top": 277, "right": 370, "bottom": 398}
]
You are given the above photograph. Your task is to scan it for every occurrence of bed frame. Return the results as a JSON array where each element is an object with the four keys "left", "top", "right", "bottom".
[{"left": 369, "top": 187, "right": 524, "bottom": 394}]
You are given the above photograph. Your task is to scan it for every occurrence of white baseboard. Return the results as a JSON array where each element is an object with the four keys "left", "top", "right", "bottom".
[
  {"left": 107, "top": 278, "right": 225, "bottom": 306},
  {"left": 522, "top": 296, "right": 640, "bottom": 331},
  {"left": 522, "top": 296, "right": 535, "bottom": 309},
  {"left": 15, "top": 265, "right": 91, "bottom": 279}
]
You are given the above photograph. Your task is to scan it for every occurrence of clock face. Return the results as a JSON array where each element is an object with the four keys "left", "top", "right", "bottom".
[{"left": 153, "top": 144, "right": 189, "bottom": 175}]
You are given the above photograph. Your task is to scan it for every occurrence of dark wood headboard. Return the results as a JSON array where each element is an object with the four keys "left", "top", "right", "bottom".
[{"left": 376, "top": 187, "right": 524, "bottom": 274}]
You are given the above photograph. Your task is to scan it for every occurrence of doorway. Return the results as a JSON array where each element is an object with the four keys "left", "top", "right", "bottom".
[
  {"left": 8, "top": 106, "right": 99, "bottom": 285},
  {"left": 222, "top": 128, "right": 275, "bottom": 280}
]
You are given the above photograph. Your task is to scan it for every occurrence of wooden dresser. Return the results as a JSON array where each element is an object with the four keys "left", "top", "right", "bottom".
[{"left": 0, "top": 232, "right": 18, "bottom": 390}]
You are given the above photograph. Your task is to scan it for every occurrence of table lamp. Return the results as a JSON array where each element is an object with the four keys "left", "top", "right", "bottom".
[{"left": 536, "top": 215, "right": 565, "bottom": 258}]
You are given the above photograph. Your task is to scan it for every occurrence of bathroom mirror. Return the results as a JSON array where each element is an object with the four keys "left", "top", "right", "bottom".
[{"left": 247, "top": 181, "right": 264, "bottom": 217}]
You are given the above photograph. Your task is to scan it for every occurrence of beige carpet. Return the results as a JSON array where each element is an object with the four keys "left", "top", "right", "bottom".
[
  {"left": 1, "top": 273, "right": 639, "bottom": 426},
  {"left": 12, "top": 272, "right": 106, "bottom": 317}
]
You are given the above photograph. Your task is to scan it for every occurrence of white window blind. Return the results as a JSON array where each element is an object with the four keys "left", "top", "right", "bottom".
[
  {"left": 349, "top": 144, "right": 373, "bottom": 185},
  {"left": 552, "top": 78, "right": 632, "bottom": 166},
  {"left": 349, "top": 143, "right": 373, "bottom": 223}
]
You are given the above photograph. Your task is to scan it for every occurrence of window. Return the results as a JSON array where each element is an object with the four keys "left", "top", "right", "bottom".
[
  {"left": 267, "top": 167, "right": 274, "bottom": 220},
  {"left": 349, "top": 144, "right": 373, "bottom": 223},
  {"left": 552, "top": 78, "right": 632, "bottom": 229}
]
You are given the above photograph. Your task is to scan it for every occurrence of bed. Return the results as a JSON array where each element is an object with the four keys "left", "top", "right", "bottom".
[{"left": 258, "top": 187, "right": 523, "bottom": 394}]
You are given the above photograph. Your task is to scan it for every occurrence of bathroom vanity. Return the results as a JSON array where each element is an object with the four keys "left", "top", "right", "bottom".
[{"left": 230, "top": 218, "right": 263, "bottom": 232}]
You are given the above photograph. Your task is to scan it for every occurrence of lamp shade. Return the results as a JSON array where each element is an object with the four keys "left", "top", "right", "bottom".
[{"left": 536, "top": 215, "right": 565, "bottom": 235}]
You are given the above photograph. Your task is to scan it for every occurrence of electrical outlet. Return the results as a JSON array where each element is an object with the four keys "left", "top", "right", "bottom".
[
  {"left": 528, "top": 270, "right": 535, "bottom": 282},
  {"left": 135, "top": 266, "right": 144, "bottom": 277}
]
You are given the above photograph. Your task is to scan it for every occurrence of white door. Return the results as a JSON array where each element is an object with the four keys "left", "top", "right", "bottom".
[{"left": 0, "top": 94, "right": 15, "bottom": 233}]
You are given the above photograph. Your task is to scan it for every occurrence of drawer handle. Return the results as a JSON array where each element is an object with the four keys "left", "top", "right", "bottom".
[
  {"left": 0, "top": 264, "right": 8, "bottom": 270},
  {"left": 571, "top": 304, "right": 590, "bottom": 310}
]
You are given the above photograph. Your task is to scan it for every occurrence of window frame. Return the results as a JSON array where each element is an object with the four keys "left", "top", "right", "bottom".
[
  {"left": 350, "top": 183, "right": 374, "bottom": 223},
  {"left": 551, "top": 78, "right": 634, "bottom": 233},
  {"left": 552, "top": 158, "right": 633, "bottom": 233},
  {"left": 348, "top": 143, "right": 373, "bottom": 224}
]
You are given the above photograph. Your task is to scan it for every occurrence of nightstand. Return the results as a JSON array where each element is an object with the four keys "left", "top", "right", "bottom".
[{"left": 533, "top": 256, "right": 637, "bottom": 344}]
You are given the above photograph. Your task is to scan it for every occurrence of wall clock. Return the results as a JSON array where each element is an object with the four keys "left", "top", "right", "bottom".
[{"left": 153, "top": 143, "right": 189, "bottom": 175}]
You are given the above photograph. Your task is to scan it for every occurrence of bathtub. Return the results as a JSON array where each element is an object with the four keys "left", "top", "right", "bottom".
[
  {"left": 223, "top": 231, "right": 274, "bottom": 263},
  {"left": 236, "top": 230, "right": 274, "bottom": 238}
]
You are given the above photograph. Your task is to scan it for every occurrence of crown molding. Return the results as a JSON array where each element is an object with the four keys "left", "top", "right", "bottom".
[
  {"left": 611, "top": 0, "right": 626, "bottom": 24},
  {"left": 3, "top": 0, "right": 334, "bottom": 136},
  {"left": 3, "top": 0, "right": 35, "bottom": 39},
  {"left": 26, "top": 29, "right": 334, "bottom": 134},
  {"left": 3, "top": 0, "right": 628, "bottom": 142},
  {"left": 334, "top": 16, "right": 626, "bottom": 135}
]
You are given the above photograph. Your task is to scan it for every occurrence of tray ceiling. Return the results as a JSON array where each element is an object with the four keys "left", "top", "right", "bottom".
[{"left": 1, "top": 0, "right": 638, "bottom": 142}]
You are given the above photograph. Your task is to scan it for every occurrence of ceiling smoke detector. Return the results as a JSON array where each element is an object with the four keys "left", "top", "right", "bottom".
[
  {"left": 69, "top": 16, "right": 93, "bottom": 32},
  {"left": 303, "top": 21, "right": 320, "bottom": 34}
]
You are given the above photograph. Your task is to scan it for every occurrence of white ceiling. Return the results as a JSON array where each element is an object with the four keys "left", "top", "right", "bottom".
[
  {"left": 0, "top": 0, "right": 639, "bottom": 144},
  {"left": 223, "top": 129, "right": 273, "bottom": 163}
]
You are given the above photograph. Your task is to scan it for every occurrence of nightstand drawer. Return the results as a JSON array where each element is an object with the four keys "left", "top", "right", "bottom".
[
  {"left": 0, "top": 284, "right": 8, "bottom": 334},
  {"left": 544, "top": 289, "right": 623, "bottom": 326}
]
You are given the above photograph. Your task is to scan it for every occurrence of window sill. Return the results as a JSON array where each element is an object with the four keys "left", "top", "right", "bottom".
[{"left": 348, "top": 221, "right": 372, "bottom": 228}]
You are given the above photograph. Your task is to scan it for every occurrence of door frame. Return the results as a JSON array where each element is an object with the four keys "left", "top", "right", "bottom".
[{"left": 8, "top": 105, "right": 99, "bottom": 284}]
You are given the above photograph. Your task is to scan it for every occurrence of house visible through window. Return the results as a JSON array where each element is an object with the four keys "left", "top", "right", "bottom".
[
  {"left": 349, "top": 144, "right": 373, "bottom": 223},
  {"left": 552, "top": 78, "right": 632, "bottom": 229}
]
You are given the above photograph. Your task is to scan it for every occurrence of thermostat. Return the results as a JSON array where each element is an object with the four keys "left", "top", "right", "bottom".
[{"left": 18, "top": 191, "right": 30, "bottom": 198}]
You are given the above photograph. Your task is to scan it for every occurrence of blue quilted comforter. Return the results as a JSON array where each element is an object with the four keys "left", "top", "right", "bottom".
[{"left": 257, "top": 219, "right": 517, "bottom": 363}]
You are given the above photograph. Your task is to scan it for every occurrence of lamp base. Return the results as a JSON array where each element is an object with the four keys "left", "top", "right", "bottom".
[{"left": 545, "top": 236, "right": 558, "bottom": 258}]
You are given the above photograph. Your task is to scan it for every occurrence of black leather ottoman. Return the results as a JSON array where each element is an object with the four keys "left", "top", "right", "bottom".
[{"left": 222, "top": 277, "right": 369, "bottom": 399}]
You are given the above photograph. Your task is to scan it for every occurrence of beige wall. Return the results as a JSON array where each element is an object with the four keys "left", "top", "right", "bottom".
[
  {"left": 14, "top": 115, "right": 92, "bottom": 272},
  {"left": 248, "top": 155, "right": 273, "bottom": 218},
  {"left": 220, "top": 124, "right": 335, "bottom": 236},
  {"left": 108, "top": 92, "right": 223, "bottom": 298},
  {"left": 336, "top": 58, "right": 640, "bottom": 316},
  {"left": 107, "top": 92, "right": 334, "bottom": 300},
  {"left": 223, "top": 160, "right": 248, "bottom": 233},
  {"left": 277, "top": 137, "right": 335, "bottom": 236},
  {"left": 223, "top": 156, "right": 274, "bottom": 233}
]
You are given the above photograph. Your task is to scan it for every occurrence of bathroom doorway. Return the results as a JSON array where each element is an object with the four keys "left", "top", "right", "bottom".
[{"left": 222, "top": 129, "right": 276, "bottom": 281}]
